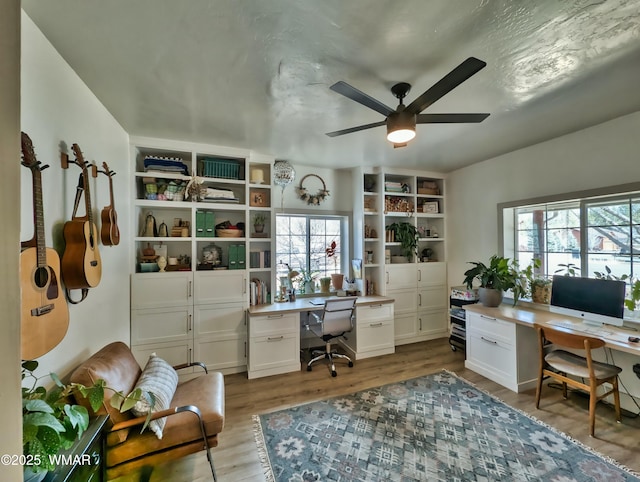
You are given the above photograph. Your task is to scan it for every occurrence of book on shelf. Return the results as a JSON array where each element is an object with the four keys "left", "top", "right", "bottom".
[
  {"left": 249, "top": 278, "right": 270, "bottom": 306},
  {"left": 249, "top": 250, "right": 271, "bottom": 269}
]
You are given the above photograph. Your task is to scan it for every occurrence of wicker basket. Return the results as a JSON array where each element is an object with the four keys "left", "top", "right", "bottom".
[{"left": 216, "top": 229, "right": 244, "bottom": 238}]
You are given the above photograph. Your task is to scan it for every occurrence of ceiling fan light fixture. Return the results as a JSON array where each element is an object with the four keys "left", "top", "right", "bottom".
[{"left": 386, "top": 111, "right": 416, "bottom": 144}]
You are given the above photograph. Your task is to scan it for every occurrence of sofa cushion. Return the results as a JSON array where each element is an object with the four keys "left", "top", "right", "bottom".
[
  {"left": 130, "top": 354, "right": 178, "bottom": 439},
  {"left": 106, "top": 371, "right": 225, "bottom": 468}
]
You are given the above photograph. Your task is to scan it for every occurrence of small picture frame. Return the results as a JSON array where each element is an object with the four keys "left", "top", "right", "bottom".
[{"left": 422, "top": 201, "right": 439, "bottom": 214}]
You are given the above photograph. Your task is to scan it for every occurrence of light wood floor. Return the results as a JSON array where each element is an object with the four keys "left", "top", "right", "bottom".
[{"left": 112, "top": 338, "right": 640, "bottom": 481}]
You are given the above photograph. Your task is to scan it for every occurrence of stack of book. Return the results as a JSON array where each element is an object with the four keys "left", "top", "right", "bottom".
[
  {"left": 249, "top": 278, "right": 270, "bottom": 306},
  {"left": 249, "top": 250, "right": 271, "bottom": 269},
  {"left": 385, "top": 181, "right": 404, "bottom": 193}
]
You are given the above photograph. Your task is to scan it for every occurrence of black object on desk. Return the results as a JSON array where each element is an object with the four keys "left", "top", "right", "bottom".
[{"left": 43, "top": 415, "right": 108, "bottom": 482}]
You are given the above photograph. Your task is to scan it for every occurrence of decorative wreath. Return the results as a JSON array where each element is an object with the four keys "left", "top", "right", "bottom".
[{"left": 296, "top": 174, "right": 330, "bottom": 205}]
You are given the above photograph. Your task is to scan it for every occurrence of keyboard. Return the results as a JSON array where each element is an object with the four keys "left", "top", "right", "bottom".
[{"left": 547, "top": 318, "right": 631, "bottom": 343}]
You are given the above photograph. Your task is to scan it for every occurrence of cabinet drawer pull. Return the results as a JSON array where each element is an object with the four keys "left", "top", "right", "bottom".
[
  {"left": 369, "top": 322, "right": 383, "bottom": 327},
  {"left": 267, "top": 314, "right": 284, "bottom": 319},
  {"left": 187, "top": 314, "right": 192, "bottom": 332},
  {"left": 369, "top": 304, "right": 384, "bottom": 309},
  {"left": 386, "top": 272, "right": 389, "bottom": 284},
  {"left": 188, "top": 280, "right": 192, "bottom": 298},
  {"left": 418, "top": 293, "right": 422, "bottom": 306},
  {"left": 480, "top": 336, "right": 497, "bottom": 345},
  {"left": 267, "top": 335, "right": 284, "bottom": 341},
  {"left": 418, "top": 270, "right": 422, "bottom": 282},
  {"left": 479, "top": 314, "right": 497, "bottom": 321}
]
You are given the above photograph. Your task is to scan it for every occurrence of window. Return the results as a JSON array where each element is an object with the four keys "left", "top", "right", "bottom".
[
  {"left": 275, "top": 214, "right": 347, "bottom": 292},
  {"left": 506, "top": 192, "right": 640, "bottom": 282}
]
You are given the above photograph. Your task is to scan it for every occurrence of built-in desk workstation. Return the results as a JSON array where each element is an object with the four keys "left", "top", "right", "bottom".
[
  {"left": 247, "top": 296, "right": 394, "bottom": 379},
  {"left": 463, "top": 303, "right": 640, "bottom": 400}
]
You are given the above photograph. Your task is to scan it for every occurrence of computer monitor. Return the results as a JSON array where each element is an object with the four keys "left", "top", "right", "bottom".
[{"left": 549, "top": 275, "right": 626, "bottom": 327}]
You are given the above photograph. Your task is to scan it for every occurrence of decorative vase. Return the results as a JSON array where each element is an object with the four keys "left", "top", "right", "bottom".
[
  {"left": 320, "top": 277, "right": 331, "bottom": 293},
  {"left": 331, "top": 273, "right": 344, "bottom": 291},
  {"left": 478, "top": 287, "right": 503, "bottom": 307},
  {"left": 304, "top": 280, "right": 315, "bottom": 294}
]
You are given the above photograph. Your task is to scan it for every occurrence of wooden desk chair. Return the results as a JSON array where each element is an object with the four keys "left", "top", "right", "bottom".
[
  {"left": 534, "top": 324, "right": 622, "bottom": 437},
  {"left": 306, "top": 297, "right": 357, "bottom": 377}
]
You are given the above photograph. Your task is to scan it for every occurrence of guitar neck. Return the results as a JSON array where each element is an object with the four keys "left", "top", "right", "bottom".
[{"left": 32, "top": 168, "right": 48, "bottom": 268}]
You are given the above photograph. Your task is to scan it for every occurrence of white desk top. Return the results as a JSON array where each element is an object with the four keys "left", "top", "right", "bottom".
[
  {"left": 248, "top": 295, "right": 394, "bottom": 316},
  {"left": 464, "top": 303, "right": 640, "bottom": 356}
]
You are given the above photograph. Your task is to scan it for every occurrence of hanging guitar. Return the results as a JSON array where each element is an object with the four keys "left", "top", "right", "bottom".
[
  {"left": 20, "top": 132, "right": 69, "bottom": 359},
  {"left": 99, "top": 162, "right": 120, "bottom": 246},
  {"left": 61, "top": 143, "right": 102, "bottom": 303}
]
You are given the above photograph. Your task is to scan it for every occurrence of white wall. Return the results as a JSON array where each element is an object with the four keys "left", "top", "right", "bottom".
[
  {"left": 277, "top": 163, "right": 352, "bottom": 213},
  {"left": 0, "top": 1, "right": 24, "bottom": 479},
  {"left": 447, "top": 110, "right": 640, "bottom": 405},
  {"left": 20, "top": 12, "right": 131, "bottom": 377}
]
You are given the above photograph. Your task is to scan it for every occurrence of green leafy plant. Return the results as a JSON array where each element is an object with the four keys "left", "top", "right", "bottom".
[
  {"left": 555, "top": 263, "right": 580, "bottom": 277},
  {"left": 386, "top": 222, "right": 418, "bottom": 261},
  {"left": 593, "top": 265, "right": 640, "bottom": 311},
  {"left": 463, "top": 255, "right": 522, "bottom": 304},
  {"left": 22, "top": 360, "right": 150, "bottom": 474},
  {"left": 252, "top": 212, "right": 267, "bottom": 226}
]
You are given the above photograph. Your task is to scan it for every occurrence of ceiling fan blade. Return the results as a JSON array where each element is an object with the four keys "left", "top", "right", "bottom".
[
  {"left": 405, "top": 57, "right": 487, "bottom": 115},
  {"left": 416, "top": 113, "right": 490, "bottom": 124},
  {"left": 330, "top": 81, "right": 394, "bottom": 117},
  {"left": 325, "top": 120, "right": 386, "bottom": 137}
]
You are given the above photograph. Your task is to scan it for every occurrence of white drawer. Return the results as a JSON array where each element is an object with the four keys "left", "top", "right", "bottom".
[
  {"left": 467, "top": 331, "right": 515, "bottom": 380},
  {"left": 357, "top": 319, "right": 395, "bottom": 353},
  {"left": 249, "top": 332, "right": 299, "bottom": 370},
  {"left": 249, "top": 313, "right": 298, "bottom": 337},
  {"left": 195, "top": 302, "right": 245, "bottom": 337},
  {"left": 467, "top": 312, "right": 515, "bottom": 346},
  {"left": 356, "top": 303, "right": 393, "bottom": 323}
]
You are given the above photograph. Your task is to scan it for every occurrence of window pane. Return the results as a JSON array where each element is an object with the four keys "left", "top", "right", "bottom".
[
  {"left": 587, "top": 201, "right": 630, "bottom": 226},
  {"left": 547, "top": 228, "right": 579, "bottom": 253},
  {"left": 546, "top": 206, "right": 579, "bottom": 229},
  {"left": 586, "top": 227, "right": 629, "bottom": 254}
]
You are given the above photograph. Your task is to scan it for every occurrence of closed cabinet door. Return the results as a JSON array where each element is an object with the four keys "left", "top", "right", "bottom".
[
  {"left": 194, "top": 271, "right": 246, "bottom": 304},
  {"left": 195, "top": 337, "right": 246, "bottom": 371},
  {"left": 387, "top": 289, "right": 418, "bottom": 315},
  {"left": 394, "top": 312, "right": 418, "bottom": 341},
  {"left": 131, "top": 306, "right": 192, "bottom": 345},
  {"left": 194, "top": 302, "right": 246, "bottom": 337},
  {"left": 131, "top": 272, "right": 192, "bottom": 309},
  {"left": 132, "top": 341, "right": 193, "bottom": 372},
  {"left": 418, "top": 309, "right": 448, "bottom": 335},
  {"left": 417, "top": 262, "right": 446, "bottom": 286},
  {"left": 385, "top": 265, "right": 417, "bottom": 290},
  {"left": 418, "top": 285, "right": 447, "bottom": 310}
]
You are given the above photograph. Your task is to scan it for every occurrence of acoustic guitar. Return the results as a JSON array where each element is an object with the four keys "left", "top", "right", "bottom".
[
  {"left": 100, "top": 162, "right": 120, "bottom": 246},
  {"left": 61, "top": 143, "right": 102, "bottom": 300},
  {"left": 20, "top": 132, "right": 69, "bottom": 359}
]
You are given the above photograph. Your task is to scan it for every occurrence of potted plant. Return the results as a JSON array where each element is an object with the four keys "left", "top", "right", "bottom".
[
  {"left": 22, "top": 360, "right": 148, "bottom": 480},
  {"left": 297, "top": 269, "right": 319, "bottom": 294},
  {"left": 514, "top": 258, "right": 552, "bottom": 304},
  {"left": 386, "top": 222, "right": 418, "bottom": 262},
  {"left": 252, "top": 212, "right": 267, "bottom": 234},
  {"left": 463, "top": 255, "right": 518, "bottom": 307}
]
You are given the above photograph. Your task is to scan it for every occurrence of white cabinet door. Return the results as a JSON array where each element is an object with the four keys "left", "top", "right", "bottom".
[
  {"left": 131, "top": 306, "right": 193, "bottom": 345},
  {"left": 194, "top": 302, "right": 247, "bottom": 373},
  {"left": 385, "top": 264, "right": 417, "bottom": 290},
  {"left": 417, "top": 308, "right": 448, "bottom": 336},
  {"left": 194, "top": 271, "right": 246, "bottom": 304},
  {"left": 131, "top": 341, "right": 192, "bottom": 371},
  {"left": 394, "top": 312, "right": 418, "bottom": 342},
  {"left": 131, "top": 272, "right": 192, "bottom": 309},
  {"left": 418, "top": 285, "right": 447, "bottom": 310},
  {"left": 417, "top": 262, "right": 446, "bottom": 286},
  {"left": 386, "top": 289, "right": 418, "bottom": 315}
]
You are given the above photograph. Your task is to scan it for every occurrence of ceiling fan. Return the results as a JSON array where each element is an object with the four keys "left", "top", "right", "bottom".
[{"left": 326, "top": 57, "right": 490, "bottom": 147}]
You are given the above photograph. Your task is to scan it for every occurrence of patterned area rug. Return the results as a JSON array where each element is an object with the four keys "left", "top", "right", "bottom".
[{"left": 253, "top": 370, "right": 639, "bottom": 482}]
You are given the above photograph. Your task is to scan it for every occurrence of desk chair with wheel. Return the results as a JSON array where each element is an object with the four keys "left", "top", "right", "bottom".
[{"left": 306, "top": 297, "right": 357, "bottom": 377}]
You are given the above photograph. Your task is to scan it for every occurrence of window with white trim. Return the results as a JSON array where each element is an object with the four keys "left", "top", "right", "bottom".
[
  {"left": 506, "top": 193, "right": 640, "bottom": 282},
  {"left": 275, "top": 214, "right": 346, "bottom": 292}
]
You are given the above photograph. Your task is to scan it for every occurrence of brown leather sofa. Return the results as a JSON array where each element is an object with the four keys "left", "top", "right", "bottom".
[{"left": 70, "top": 341, "right": 224, "bottom": 481}]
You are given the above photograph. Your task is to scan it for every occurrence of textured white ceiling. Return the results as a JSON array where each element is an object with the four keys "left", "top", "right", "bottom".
[{"left": 22, "top": 0, "right": 640, "bottom": 172}]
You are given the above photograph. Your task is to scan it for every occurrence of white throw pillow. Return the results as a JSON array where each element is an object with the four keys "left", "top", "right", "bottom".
[{"left": 130, "top": 353, "right": 178, "bottom": 439}]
